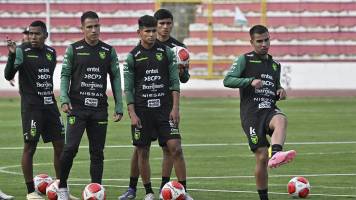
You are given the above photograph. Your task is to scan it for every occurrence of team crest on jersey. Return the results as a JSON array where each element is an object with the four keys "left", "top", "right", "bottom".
[
  {"left": 272, "top": 63, "right": 277, "bottom": 71},
  {"left": 156, "top": 53, "right": 163, "bottom": 61},
  {"left": 46, "top": 53, "right": 52, "bottom": 61},
  {"left": 99, "top": 51, "right": 106, "bottom": 59}
]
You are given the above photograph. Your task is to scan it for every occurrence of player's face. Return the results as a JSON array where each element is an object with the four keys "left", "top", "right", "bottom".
[
  {"left": 157, "top": 18, "right": 173, "bottom": 37},
  {"left": 250, "top": 32, "right": 270, "bottom": 55},
  {"left": 139, "top": 27, "right": 157, "bottom": 47},
  {"left": 29, "top": 26, "right": 46, "bottom": 48},
  {"left": 82, "top": 18, "right": 100, "bottom": 44}
]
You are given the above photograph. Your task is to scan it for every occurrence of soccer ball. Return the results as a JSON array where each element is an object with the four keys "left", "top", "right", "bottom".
[
  {"left": 46, "top": 180, "right": 59, "bottom": 200},
  {"left": 172, "top": 46, "right": 190, "bottom": 66},
  {"left": 34, "top": 173, "right": 53, "bottom": 194},
  {"left": 161, "top": 181, "right": 186, "bottom": 200},
  {"left": 82, "top": 183, "right": 106, "bottom": 200},
  {"left": 287, "top": 177, "right": 311, "bottom": 198}
]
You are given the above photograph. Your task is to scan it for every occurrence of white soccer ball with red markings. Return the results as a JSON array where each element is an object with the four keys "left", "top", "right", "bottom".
[
  {"left": 287, "top": 177, "right": 311, "bottom": 198},
  {"left": 46, "top": 180, "right": 59, "bottom": 200},
  {"left": 34, "top": 173, "right": 53, "bottom": 194},
  {"left": 172, "top": 46, "right": 190, "bottom": 66},
  {"left": 160, "top": 181, "right": 186, "bottom": 200},
  {"left": 82, "top": 183, "right": 106, "bottom": 200}
]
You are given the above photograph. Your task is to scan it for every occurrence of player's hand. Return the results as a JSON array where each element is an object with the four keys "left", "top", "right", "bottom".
[
  {"left": 9, "top": 79, "right": 15, "bottom": 87},
  {"left": 251, "top": 79, "right": 263, "bottom": 88},
  {"left": 129, "top": 111, "right": 142, "bottom": 128},
  {"left": 6, "top": 37, "right": 16, "bottom": 53},
  {"left": 276, "top": 88, "right": 287, "bottom": 100},
  {"left": 178, "top": 63, "right": 189, "bottom": 76},
  {"left": 61, "top": 103, "right": 72, "bottom": 114},
  {"left": 113, "top": 112, "right": 123, "bottom": 122},
  {"left": 169, "top": 107, "right": 180, "bottom": 126}
]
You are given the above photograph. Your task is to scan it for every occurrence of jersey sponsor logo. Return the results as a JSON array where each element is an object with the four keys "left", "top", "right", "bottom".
[
  {"left": 147, "top": 99, "right": 160, "bottom": 108},
  {"left": 77, "top": 52, "right": 90, "bottom": 56},
  {"left": 84, "top": 97, "right": 98, "bottom": 107},
  {"left": 99, "top": 51, "right": 106, "bottom": 59},
  {"left": 156, "top": 53, "right": 163, "bottom": 61},
  {"left": 144, "top": 75, "right": 161, "bottom": 82},
  {"left": 46, "top": 53, "right": 53, "bottom": 61},
  {"left": 24, "top": 48, "right": 31, "bottom": 52},
  {"left": 249, "top": 127, "right": 258, "bottom": 144},
  {"left": 43, "top": 96, "right": 54, "bottom": 105},
  {"left": 258, "top": 101, "right": 272, "bottom": 109}
]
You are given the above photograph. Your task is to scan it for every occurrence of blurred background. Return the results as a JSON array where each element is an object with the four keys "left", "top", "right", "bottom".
[{"left": 1, "top": 0, "right": 356, "bottom": 94}]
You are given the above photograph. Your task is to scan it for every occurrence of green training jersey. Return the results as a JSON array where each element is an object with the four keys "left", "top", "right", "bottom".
[
  {"left": 124, "top": 41, "right": 179, "bottom": 110},
  {"left": 4, "top": 43, "right": 57, "bottom": 108},
  {"left": 224, "top": 51, "right": 283, "bottom": 118},
  {"left": 60, "top": 39, "right": 123, "bottom": 114}
]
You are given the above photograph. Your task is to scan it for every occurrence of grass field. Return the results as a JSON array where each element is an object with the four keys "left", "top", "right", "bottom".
[{"left": 0, "top": 97, "right": 355, "bottom": 199}]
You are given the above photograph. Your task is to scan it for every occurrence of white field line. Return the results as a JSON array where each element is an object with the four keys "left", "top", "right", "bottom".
[
  {"left": 1, "top": 141, "right": 356, "bottom": 150},
  {"left": 68, "top": 183, "right": 356, "bottom": 198}
]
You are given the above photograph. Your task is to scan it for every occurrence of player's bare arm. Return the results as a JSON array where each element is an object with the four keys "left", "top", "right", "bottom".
[
  {"left": 128, "top": 104, "right": 141, "bottom": 128},
  {"left": 170, "top": 91, "right": 180, "bottom": 126}
]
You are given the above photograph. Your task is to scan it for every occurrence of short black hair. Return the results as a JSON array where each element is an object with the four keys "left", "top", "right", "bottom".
[
  {"left": 29, "top": 20, "right": 47, "bottom": 33},
  {"left": 249, "top": 25, "right": 269, "bottom": 38},
  {"left": 154, "top": 9, "right": 173, "bottom": 20},
  {"left": 81, "top": 11, "right": 99, "bottom": 24},
  {"left": 138, "top": 15, "right": 157, "bottom": 29}
]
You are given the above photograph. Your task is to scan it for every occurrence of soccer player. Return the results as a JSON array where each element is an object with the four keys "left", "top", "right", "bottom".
[
  {"left": 57, "top": 11, "right": 123, "bottom": 200},
  {"left": 0, "top": 189, "right": 14, "bottom": 200},
  {"left": 119, "top": 9, "right": 193, "bottom": 200},
  {"left": 123, "top": 15, "right": 187, "bottom": 200},
  {"left": 4, "top": 21, "right": 66, "bottom": 200},
  {"left": 223, "top": 25, "right": 296, "bottom": 200}
]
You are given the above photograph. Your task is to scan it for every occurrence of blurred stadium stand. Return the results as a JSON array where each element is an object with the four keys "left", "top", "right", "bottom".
[{"left": 1, "top": 0, "right": 356, "bottom": 76}]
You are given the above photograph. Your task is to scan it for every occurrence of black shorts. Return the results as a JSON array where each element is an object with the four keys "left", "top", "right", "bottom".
[
  {"left": 21, "top": 105, "right": 64, "bottom": 143},
  {"left": 131, "top": 109, "right": 181, "bottom": 147},
  {"left": 241, "top": 108, "right": 285, "bottom": 152}
]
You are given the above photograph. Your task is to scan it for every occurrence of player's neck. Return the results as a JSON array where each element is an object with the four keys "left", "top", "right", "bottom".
[
  {"left": 85, "top": 38, "right": 99, "bottom": 46},
  {"left": 157, "top": 34, "right": 170, "bottom": 43},
  {"left": 141, "top": 41, "right": 155, "bottom": 49}
]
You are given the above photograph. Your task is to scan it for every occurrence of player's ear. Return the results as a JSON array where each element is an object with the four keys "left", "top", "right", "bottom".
[{"left": 44, "top": 32, "right": 48, "bottom": 39}]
